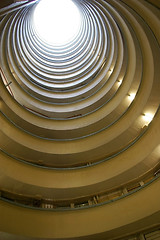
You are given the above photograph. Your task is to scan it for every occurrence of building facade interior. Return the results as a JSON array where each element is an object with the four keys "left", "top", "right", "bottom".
[{"left": 0, "top": 0, "right": 160, "bottom": 239}]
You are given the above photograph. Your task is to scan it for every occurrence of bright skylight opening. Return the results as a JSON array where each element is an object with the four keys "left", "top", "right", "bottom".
[{"left": 33, "top": 0, "right": 81, "bottom": 46}]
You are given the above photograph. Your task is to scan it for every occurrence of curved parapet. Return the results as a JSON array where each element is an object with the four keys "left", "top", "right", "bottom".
[{"left": 0, "top": 178, "right": 160, "bottom": 239}]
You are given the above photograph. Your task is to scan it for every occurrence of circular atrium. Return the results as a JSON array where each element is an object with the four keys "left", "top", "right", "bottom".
[{"left": 0, "top": 0, "right": 160, "bottom": 239}]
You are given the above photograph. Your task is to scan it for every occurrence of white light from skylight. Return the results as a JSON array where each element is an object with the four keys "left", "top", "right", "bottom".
[{"left": 33, "top": 0, "right": 81, "bottom": 46}]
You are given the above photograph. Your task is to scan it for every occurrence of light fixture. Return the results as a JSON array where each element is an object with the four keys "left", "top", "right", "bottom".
[
  {"left": 142, "top": 112, "right": 154, "bottom": 126},
  {"left": 128, "top": 93, "right": 136, "bottom": 101},
  {"left": 33, "top": 0, "right": 81, "bottom": 46},
  {"left": 117, "top": 79, "right": 122, "bottom": 85}
]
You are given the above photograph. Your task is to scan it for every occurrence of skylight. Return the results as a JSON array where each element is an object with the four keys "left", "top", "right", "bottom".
[{"left": 33, "top": 0, "right": 81, "bottom": 46}]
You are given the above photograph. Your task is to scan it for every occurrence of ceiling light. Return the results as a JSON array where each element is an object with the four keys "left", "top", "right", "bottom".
[
  {"left": 117, "top": 79, "right": 122, "bottom": 86},
  {"left": 128, "top": 93, "right": 136, "bottom": 101},
  {"left": 142, "top": 112, "right": 154, "bottom": 126}
]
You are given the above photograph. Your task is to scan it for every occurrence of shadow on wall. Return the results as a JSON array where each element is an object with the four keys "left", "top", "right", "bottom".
[
  {"left": 0, "top": 0, "right": 13, "bottom": 8},
  {"left": 0, "top": 0, "right": 33, "bottom": 9}
]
